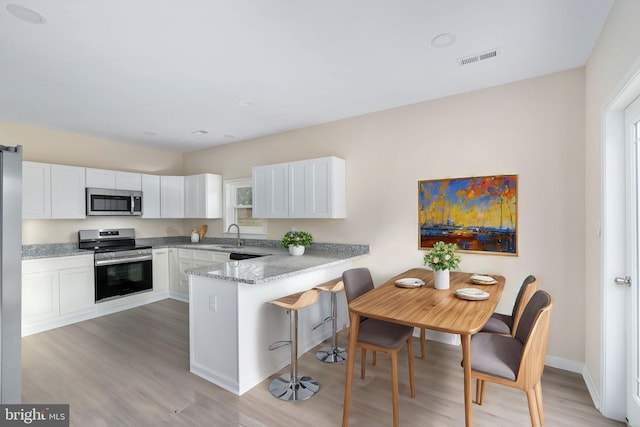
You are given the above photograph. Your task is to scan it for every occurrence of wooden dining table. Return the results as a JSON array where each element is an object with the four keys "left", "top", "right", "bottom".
[{"left": 341, "top": 268, "right": 505, "bottom": 427}]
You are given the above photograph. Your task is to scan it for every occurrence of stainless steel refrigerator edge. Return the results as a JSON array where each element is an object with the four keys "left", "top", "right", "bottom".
[{"left": 0, "top": 145, "right": 21, "bottom": 403}]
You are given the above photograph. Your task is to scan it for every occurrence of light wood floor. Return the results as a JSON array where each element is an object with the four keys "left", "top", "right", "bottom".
[{"left": 22, "top": 299, "right": 624, "bottom": 427}]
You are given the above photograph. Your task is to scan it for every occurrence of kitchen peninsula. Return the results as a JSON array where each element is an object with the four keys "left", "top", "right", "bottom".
[{"left": 185, "top": 243, "right": 368, "bottom": 395}]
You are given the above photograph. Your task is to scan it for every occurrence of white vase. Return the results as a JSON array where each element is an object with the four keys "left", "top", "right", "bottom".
[
  {"left": 434, "top": 269, "right": 450, "bottom": 290},
  {"left": 288, "top": 245, "right": 305, "bottom": 256}
]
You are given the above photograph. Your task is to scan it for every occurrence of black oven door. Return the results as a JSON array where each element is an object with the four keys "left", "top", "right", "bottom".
[{"left": 95, "top": 256, "right": 153, "bottom": 302}]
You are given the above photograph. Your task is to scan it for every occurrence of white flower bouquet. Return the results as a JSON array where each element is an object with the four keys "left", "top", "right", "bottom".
[{"left": 423, "top": 241, "right": 461, "bottom": 271}]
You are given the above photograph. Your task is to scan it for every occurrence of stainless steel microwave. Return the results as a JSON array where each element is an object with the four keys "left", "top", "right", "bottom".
[{"left": 86, "top": 188, "right": 143, "bottom": 216}]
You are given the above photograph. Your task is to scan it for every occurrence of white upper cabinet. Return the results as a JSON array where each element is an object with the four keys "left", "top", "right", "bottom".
[
  {"left": 86, "top": 168, "right": 142, "bottom": 191},
  {"left": 253, "top": 156, "right": 345, "bottom": 219},
  {"left": 24, "top": 161, "right": 225, "bottom": 220},
  {"left": 24, "top": 162, "right": 86, "bottom": 219},
  {"left": 141, "top": 174, "right": 161, "bottom": 218},
  {"left": 85, "top": 168, "right": 116, "bottom": 189},
  {"left": 51, "top": 164, "right": 86, "bottom": 219},
  {"left": 184, "top": 173, "right": 223, "bottom": 219},
  {"left": 23, "top": 161, "right": 51, "bottom": 219},
  {"left": 115, "top": 172, "right": 142, "bottom": 191},
  {"left": 160, "top": 176, "right": 185, "bottom": 218},
  {"left": 289, "top": 157, "right": 346, "bottom": 218},
  {"left": 252, "top": 162, "right": 289, "bottom": 218}
]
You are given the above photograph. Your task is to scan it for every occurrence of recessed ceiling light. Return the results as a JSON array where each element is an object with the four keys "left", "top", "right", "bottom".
[
  {"left": 191, "top": 130, "right": 209, "bottom": 135},
  {"left": 431, "top": 33, "right": 456, "bottom": 48},
  {"left": 224, "top": 134, "right": 236, "bottom": 139},
  {"left": 237, "top": 100, "right": 253, "bottom": 108},
  {"left": 6, "top": 4, "right": 46, "bottom": 24},
  {"left": 143, "top": 131, "right": 157, "bottom": 136}
]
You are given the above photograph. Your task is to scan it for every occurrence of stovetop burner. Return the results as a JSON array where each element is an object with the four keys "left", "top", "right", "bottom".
[
  {"left": 93, "top": 245, "right": 152, "bottom": 254},
  {"left": 78, "top": 228, "right": 149, "bottom": 254}
]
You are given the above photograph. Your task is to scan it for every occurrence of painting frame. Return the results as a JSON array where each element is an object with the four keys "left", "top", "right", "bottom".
[{"left": 418, "top": 174, "right": 518, "bottom": 256}]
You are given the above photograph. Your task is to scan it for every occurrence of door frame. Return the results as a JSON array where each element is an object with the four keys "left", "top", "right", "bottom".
[
  {"left": 624, "top": 96, "right": 640, "bottom": 425},
  {"left": 602, "top": 63, "right": 640, "bottom": 421}
]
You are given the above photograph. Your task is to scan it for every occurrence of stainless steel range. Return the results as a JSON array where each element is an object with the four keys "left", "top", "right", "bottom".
[{"left": 78, "top": 228, "right": 153, "bottom": 302}]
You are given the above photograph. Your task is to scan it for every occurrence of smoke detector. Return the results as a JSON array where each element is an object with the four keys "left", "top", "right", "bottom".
[{"left": 458, "top": 48, "right": 500, "bottom": 67}]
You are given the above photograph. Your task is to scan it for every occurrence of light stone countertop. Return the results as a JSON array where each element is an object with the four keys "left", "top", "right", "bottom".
[
  {"left": 22, "top": 237, "right": 369, "bottom": 284},
  {"left": 185, "top": 248, "right": 367, "bottom": 284}
]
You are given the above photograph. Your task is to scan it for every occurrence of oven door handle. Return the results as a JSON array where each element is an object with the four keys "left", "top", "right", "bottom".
[{"left": 95, "top": 254, "right": 153, "bottom": 266}]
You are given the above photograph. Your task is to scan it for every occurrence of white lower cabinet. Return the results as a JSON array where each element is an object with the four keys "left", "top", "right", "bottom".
[
  {"left": 22, "top": 270, "right": 60, "bottom": 323},
  {"left": 22, "top": 250, "right": 186, "bottom": 336},
  {"left": 152, "top": 248, "right": 169, "bottom": 293},
  {"left": 22, "top": 255, "right": 94, "bottom": 326},
  {"left": 168, "top": 248, "right": 179, "bottom": 294},
  {"left": 176, "top": 251, "right": 193, "bottom": 296},
  {"left": 59, "top": 266, "right": 94, "bottom": 315},
  {"left": 175, "top": 249, "right": 229, "bottom": 299}
]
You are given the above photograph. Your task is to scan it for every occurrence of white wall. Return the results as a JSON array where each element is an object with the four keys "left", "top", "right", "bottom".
[{"left": 184, "top": 68, "right": 587, "bottom": 363}]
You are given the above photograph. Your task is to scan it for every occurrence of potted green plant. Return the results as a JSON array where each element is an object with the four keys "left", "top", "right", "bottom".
[
  {"left": 281, "top": 229, "right": 313, "bottom": 256},
  {"left": 423, "top": 241, "right": 461, "bottom": 289}
]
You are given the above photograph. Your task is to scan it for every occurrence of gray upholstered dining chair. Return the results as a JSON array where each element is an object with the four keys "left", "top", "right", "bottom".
[
  {"left": 481, "top": 274, "right": 538, "bottom": 336},
  {"left": 470, "top": 290, "right": 553, "bottom": 427},
  {"left": 342, "top": 267, "right": 415, "bottom": 427}
]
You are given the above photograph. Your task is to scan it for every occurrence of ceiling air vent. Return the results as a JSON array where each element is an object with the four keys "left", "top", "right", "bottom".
[{"left": 458, "top": 48, "right": 500, "bottom": 67}]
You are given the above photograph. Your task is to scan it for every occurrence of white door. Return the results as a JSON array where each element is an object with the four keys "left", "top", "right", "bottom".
[{"left": 626, "top": 95, "right": 640, "bottom": 426}]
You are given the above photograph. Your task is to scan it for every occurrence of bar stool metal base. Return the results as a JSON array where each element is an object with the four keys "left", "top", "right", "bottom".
[
  {"left": 316, "top": 346, "right": 347, "bottom": 363},
  {"left": 269, "top": 375, "right": 319, "bottom": 401}
]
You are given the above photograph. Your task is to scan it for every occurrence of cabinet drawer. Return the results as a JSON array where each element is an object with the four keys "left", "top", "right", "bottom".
[
  {"left": 211, "top": 252, "right": 230, "bottom": 262},
  {"left": 23, "top": 255, "right": 93, "bottom": 274}
]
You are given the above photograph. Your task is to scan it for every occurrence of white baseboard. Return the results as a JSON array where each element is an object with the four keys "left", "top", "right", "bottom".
[
  {"left": 168, "top": 291, "right": 189, "bottom": 303},
  {"left": 582, "top": 364, "right": 601, "bottom": 410},
  {"left": 545, "top": 354, "right": 584, "bottom": 374}
]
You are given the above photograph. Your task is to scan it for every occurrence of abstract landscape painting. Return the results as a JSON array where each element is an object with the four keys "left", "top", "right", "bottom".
[{"left": 418, "top": 175, "right": 517, "bottom": 255}]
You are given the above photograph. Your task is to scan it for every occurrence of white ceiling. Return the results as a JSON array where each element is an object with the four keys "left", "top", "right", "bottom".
[{"left": 0, "top": 0, "right": 614, "bottom": 153}]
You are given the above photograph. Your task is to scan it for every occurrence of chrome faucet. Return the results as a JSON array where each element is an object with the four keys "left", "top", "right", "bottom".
[{"left": 227, "top": 223, "right": 242, "bottom": 247}]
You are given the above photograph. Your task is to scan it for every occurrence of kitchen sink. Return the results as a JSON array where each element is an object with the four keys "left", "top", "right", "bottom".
[
  {"left": 196, "top": 244, "right": 238, "bottom": 250},
  {"left": 229, "top": 252, "right": 265, "bottom": 260}
]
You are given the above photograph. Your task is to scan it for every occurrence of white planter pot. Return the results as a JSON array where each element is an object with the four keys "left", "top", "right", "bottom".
[
  {"left": 288, "top": 245, "right": 305, "bottom": 256},
  {"left": 434, "top": 269, "right": 450, "bottom": 290}
]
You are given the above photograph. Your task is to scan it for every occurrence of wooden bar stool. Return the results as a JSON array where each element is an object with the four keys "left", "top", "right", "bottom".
[
  {"left": 313, "top": 279, "right": 347, "bottom": 363},
  {"left": 267, "top": 289, "right": 320, "bottom": 401}
]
